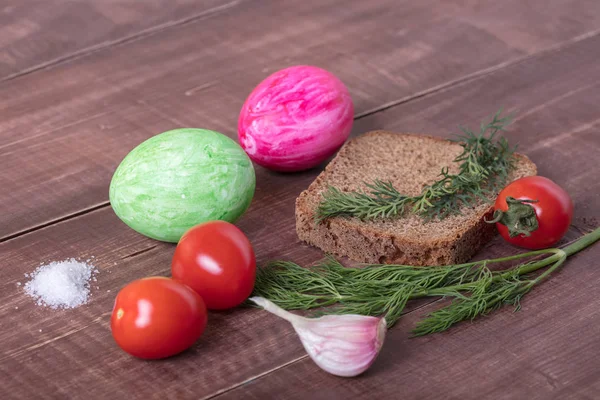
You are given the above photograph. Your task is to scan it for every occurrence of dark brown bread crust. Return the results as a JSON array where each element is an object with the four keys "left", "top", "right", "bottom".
[{"left": 295, "top": 131, "right": 537, "bottom": 266}]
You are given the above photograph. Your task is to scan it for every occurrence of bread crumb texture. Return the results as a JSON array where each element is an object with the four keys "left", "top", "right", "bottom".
[{"left": 296, "top": 131, "right": 537, "bottom": 266}]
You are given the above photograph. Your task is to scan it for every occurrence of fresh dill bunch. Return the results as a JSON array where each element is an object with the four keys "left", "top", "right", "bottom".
[
  {"left": 251, "top": 227, "right": 600, "bottom": 334},
  {"left": 251, "top": 250, "right": 556, "bottom": 328},
  {"left": 315, "top": 109, "right": 517, "bottom": 222},
  {"left": 412, "top": 274, "right": 530, "bottom": 336},
  {"left": 252, "top": 257, "right": 489, "bottom": 327}
]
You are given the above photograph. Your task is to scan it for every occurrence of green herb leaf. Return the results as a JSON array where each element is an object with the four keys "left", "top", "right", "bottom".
[{"left": 315, "top": 109, "right": 516, "bottom": 222}]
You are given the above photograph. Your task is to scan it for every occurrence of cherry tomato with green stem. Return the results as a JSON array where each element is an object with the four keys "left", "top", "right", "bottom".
[
  {"left": 171, "top": 221, "right": 256, "bottom": 310},
  {"left": 488, "top": 176, "right": 573, "bottom": 249},
  {"left": 111, "top": 277, "right": 207, "bottom": 359}
]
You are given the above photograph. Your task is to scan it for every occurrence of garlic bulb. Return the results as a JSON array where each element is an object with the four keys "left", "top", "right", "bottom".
[{"left": 250, "top": 296, "right": 387, "bottom": 377}]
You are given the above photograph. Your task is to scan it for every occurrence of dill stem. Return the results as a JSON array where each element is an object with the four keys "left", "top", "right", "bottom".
[
  {"left": 451, "top": 248, "right": 558, "bottom": 268},
  {"left": 404, "top": 249, "right": 562, "bottom": 299},
  {"left": 408, "top": 227, "right": 600, "bottom": 300},
  {"left": 563, "top": 227, "right": 600, "bottom": 256}
]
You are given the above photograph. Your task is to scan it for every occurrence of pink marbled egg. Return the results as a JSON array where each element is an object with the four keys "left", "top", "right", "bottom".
[{"left": 238, "top": 65, "right": 354, "bottom": 172}]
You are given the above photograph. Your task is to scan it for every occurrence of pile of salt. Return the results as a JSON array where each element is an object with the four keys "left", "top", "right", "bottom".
[{"left": 23, "top": 258, "right": 98, "bottom": 309}]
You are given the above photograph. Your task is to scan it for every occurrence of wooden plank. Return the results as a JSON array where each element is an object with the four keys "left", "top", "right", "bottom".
[
  {"left": 0, "top": 0, "right": 238, "bottom": 80},
  {"left": 3, "top": 0, "right": 600, "bottom": 239},
  {"left": 2, "top": 23, "right": 600, "bottom": 400}
]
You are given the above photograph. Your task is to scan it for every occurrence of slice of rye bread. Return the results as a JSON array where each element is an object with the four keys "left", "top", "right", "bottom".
[{"left": 295, "top": 131, "right": 537, "bottom": 266}]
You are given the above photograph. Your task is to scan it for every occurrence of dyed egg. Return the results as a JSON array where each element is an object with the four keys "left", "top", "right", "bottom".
[
  {"left": 109, "top": 129, "right": 255, "bottom": 242},
  {"left": 238, "top": 65, "right": 354, "bottom": 172}
]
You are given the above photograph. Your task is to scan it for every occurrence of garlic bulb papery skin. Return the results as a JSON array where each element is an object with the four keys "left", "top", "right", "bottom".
[{"left": 250, "top": 296, "right": 387, "bottom": 377}]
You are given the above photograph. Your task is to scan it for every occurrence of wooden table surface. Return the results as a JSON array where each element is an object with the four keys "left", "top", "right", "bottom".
[{"left": 2, "top": 1, "right": 599, "bottom": 399}]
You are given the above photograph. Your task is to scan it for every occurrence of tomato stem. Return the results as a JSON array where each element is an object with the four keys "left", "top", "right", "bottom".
[{"left": 486, "top": 196, "right": 539, "bottom": 238}]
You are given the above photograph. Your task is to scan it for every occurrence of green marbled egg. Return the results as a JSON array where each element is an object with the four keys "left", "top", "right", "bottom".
[{"left": 109, "top": 128, "right": 255, "bottom": 242}]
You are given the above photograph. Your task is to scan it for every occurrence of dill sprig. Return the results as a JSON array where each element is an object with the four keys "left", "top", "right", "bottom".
[
  {"left": 254, "top": 257, "right": 488, "bottom": 325},
  {"left": 411, "top": 250, "right": 566, "bottom": 336},
  {"left": 315, "top": 109, "right": 516, "bottom": 222},
  {"left": 251, "top": 228, "right": 600, "bottom": 335}
]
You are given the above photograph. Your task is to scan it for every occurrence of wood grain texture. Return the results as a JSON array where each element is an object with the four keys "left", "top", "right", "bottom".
[
  {"left": 3, "top": 1, "right": 600, "bottom": 399},
  {"left": 2, "top": 18, "right": 600, "bottom": 400},
  {"left": 0, "top": 0, "right": 238, "bottom": 80},
  {"left": 3, "top": 0, "right": 600, "bottom": 239}
]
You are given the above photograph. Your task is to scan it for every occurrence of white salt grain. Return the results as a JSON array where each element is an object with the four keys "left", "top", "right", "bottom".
[{"left": 24, "top": 259, "right": 97, "bottom": 309}]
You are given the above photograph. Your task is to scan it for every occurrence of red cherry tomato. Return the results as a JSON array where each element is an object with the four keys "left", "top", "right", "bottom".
[
  {"left": 492, "top": 176, "right": 573, "bottom": 249},
  {"left": 171, "top": 221, "right": 256, "bottom": 310},
  {"left": 111, "top": 277, "right": 207, "bottom": 359}
]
